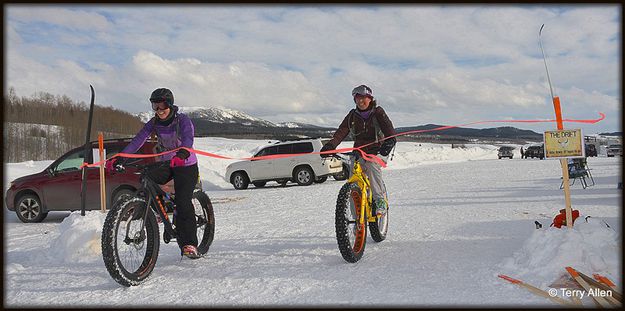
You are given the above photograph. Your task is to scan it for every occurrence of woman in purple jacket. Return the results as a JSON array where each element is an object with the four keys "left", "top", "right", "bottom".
[{"left": 107, "top": 88, "right": 201, "bottom": 259}]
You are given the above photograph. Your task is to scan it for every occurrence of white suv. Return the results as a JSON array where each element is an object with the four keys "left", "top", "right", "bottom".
[{"left": 225, "top": 139, "right": 345, "bottom": 190}]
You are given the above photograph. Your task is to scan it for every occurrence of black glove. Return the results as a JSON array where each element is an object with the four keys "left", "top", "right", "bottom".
[
  {"left": 106, "top": 156, "right": 128, "bottom": 173},
  {"left": 320, "top": 143, "right": 335, "bottom": 158},
  {"left": 175, "top": 148, "right": 190, "bottom": 160},
  {"left": 379, "top": 138, "right": 396, "bottom": 156}
]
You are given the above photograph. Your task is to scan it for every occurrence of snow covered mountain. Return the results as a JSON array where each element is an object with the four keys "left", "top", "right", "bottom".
[
  {"left": 138, "top": 106, "right": 323, "bottom": 129},
  {"left": 137, "top": 106, "right": 293, "bottom": 128}
]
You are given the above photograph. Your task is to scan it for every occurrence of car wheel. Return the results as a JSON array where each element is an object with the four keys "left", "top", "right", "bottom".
[
  {"left": 314, "top": 176, "right": 328, "bottom": 183},
  {"left": 15, "top": 194, "right": 48, "bottom": 223},
  {"left": 252, "top": 181, "right": 267, "bottom": 188},
  {"left": 231, "top": 172, "right": 249, "bottom": 190},
  {"left": 498, "top": 156, "right": 501, "bottom": 159},
  {"left": 293, "top": 166, "right": 314, "bottom": 186}
]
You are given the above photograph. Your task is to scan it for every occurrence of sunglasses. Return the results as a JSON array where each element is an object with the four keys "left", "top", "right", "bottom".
[
  {"left": 151, "top": 101, "right": 169, "bottom": 111},
  {"left": 354, "top": 95, "right": 370, "bottom": 103}
]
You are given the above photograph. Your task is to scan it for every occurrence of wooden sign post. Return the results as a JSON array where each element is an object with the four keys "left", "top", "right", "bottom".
[
  {"left": 553, "top": 98, "right": 573, "bottom": 229},
  {"left": 539, "top": 25, "right": 574, "bottom": 228}
]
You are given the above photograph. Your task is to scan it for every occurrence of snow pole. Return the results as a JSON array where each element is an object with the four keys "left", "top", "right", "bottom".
[
  {"left": 565, "top": 267, "right": 614, "bottom": 307},
  {"left": 98, "top": 132, "right": 106, "bottom": 213},
  {"left": 539, "top": 24, "right": 574, "bottom": 229},
  {"left": 497, "top": 274, "right": 577, "bottom": 306},
  {"left": 80, "top": 85, "right": 95, "bottom": 216},
  {"left": 593, "top": 274, "right": 623, "bottom": 302}
]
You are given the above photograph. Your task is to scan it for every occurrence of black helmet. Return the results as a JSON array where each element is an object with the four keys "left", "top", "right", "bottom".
[
  {"left": 149, "top": 88, "right": 174, "bottom": 108},
  {"left": 351, "top": 84, "right": 373, "bottom": 98}
]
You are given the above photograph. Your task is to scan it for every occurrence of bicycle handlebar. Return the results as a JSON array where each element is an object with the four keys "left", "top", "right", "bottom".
[
  {"left": 114, "top": 159, "right": 168, "bottom": 173},
  {"left": 322, "top": 151, "right": 359, "bottom": 159}
]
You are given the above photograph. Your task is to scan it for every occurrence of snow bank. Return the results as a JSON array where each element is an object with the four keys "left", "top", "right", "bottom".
[
  {"left": 387, "top": 143, "right": 499, "bottom": 170},
  {"left": 49, "top": 211, "right": 108, "bottom": 263},
  {"left": 499, "top": 216, "right": 620, "bottom": 289}
]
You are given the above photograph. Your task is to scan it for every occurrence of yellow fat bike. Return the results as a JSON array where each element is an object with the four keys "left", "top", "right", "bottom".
[{"left": 331, "top": 151, "right": 388, "bottom": 263}]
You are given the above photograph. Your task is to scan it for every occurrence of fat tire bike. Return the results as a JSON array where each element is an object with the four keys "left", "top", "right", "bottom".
[
  {"left": 101, "top": 161, "right": 215, "bottom": 286},
  {"left": 330, "top": 152, "right": 389, "bottom": 263}
]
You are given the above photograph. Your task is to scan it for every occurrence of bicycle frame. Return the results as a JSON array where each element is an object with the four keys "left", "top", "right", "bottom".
[
  {"left": 126, "top": 163, "right": 178, "bottom": 242},
  {"left": 344, "top": 155, "right": 377, "bottom": 224}
]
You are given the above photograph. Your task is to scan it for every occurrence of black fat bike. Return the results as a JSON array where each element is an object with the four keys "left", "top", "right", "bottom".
[{"left": 101, "top": 161, "right": 215, "bottom": 286}]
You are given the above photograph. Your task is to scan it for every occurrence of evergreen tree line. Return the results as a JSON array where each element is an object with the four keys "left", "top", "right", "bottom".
[{"left": 4, "top": 87, "right": 143, "bottom": 162}]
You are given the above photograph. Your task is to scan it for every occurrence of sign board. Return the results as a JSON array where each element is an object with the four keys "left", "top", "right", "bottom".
[
  {"left": 92, "top": 148, "right": 106, "bottom": 164},
  {"left": 544, "top": 129, "right": 585, "bottom": 158}
]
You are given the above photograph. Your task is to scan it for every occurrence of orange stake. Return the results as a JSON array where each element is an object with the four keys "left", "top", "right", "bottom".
[
  {"left": 498, "top": 274, "right": 577, "bottom": 306},
  {"left": 98, "top": 132, "right": 106, "bottom": 213}
]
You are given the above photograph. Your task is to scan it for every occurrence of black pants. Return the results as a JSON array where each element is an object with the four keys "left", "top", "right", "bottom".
[{"left": 146, "top": 163, "right": 199, "bottom": 249}]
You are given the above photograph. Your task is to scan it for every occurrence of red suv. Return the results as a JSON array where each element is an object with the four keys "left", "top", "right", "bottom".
[{"left": 5, "top": 138, "right": 159, "bottom": 223}]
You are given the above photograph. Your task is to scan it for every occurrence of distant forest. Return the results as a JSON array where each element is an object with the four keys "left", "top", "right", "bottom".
[{"left": 4, "top": 87, "right": 143, "bottom": 162}]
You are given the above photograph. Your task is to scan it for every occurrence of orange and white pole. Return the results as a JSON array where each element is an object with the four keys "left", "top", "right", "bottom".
[
  {"left": 539, "top": 24, "right": 573, "bottom": 228},
  {"left": 98, "top": 132, "right": 106, "bottom": 212}
]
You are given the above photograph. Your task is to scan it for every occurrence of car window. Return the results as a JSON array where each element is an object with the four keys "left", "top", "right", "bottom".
[
  {"left": 277, "top": 144, "right": 293, "bottom": 154},
  {"left": 292, "top": 142, "right": 313, "bottom": 154},
  {"left": 256, "top": 146, "right": 278, "bottom": 157},
  {"left": 55, "top": 149, "right": 86, "bottom": 172},
  {"left": 104, "top": 145, "right": 125, "bottom": 158}
]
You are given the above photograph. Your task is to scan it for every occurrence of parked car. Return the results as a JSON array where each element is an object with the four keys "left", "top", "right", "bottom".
[
  {"left": 525, "top": 144, "right": 545, "bottom": 159},
  {"left": 607, "top": 144, "right": 622, "bottom": 157},
  {"left": 497, "top": 146, "right": 514, "bottom": 159},
  {"left": 225, "top": 138, "right": 344, "bottom": 189},
  {"left": 585, "top": 144, "right": 598, "bottom": 157},
  {"left": 5, "top": 138, "right": 162, "bottom": 223}
]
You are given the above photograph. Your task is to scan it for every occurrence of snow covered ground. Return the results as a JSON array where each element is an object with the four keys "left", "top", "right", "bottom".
[{"left": 3, "top": 138, "right": 622, "bottom": 307}]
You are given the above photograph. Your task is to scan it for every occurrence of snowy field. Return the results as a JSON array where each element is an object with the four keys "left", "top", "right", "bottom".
[{"left": 3, "top": 138, "right": 622, "bottom": 307}]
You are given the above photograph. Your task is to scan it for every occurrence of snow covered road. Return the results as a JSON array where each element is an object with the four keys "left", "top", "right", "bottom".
[{"left": 3, "top": 140, "right": 621, "bottom": 307}]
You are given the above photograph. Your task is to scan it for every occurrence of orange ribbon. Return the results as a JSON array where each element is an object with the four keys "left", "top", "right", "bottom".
[{"left": 81, "top": 112, "right": 605, "bottom": 170}]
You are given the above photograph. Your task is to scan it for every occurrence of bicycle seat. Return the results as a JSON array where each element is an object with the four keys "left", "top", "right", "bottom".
[{"left": 159, "top": 180, "right": 175, "bottom": 194}]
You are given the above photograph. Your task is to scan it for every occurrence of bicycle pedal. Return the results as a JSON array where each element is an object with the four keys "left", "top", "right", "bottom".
[{"left": 163, "top": 231, "right": 176, "bottom": 244}]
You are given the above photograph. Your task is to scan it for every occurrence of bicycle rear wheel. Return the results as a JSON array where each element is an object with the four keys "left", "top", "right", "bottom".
[
  {"left": 335, "top": 182, "right": 367, "bottom": 263},
  {"left": 102, "top": 196, "right": 160, "bottom": 287},
  {"left": 192, "top": 190, "right": 215, "bottom": 254}
]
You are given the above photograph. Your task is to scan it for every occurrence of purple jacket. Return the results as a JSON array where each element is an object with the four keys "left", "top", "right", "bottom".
[{"left": 122, "top": 110, "right": 198, "bottom": 166}]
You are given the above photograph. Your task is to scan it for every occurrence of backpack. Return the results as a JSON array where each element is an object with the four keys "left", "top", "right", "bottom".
[
  {"left": 150, "top": 114, "right": 180, "bottom": 153},
  {"left": 347, "top": 107, "right": 385, "bottom": 144}
]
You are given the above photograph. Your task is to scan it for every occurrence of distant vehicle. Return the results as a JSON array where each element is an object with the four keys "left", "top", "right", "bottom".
[
  {"left": 225, "top": 138, "right": 344, "bottom": 190},
  {"left": 607, "top": 144, "right": 622, "bottom": 157},
  {"left": 5, "top": 138, "right": 158, "bottom": 223},
  {"left": 585, "top": 144, "right": 598, "bottom": 157},
  {"left": 525, "top": 144, "right": 545, "bottom": 160},
  {"left": 497, "top": 146, "right": 514, "bottom": 159}
]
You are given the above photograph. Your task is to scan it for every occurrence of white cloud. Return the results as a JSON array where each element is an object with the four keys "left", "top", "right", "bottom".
[
  {"left": 4, "top": 5, "right": 621, "bottom": 134},
  {"left": 7, "top": 6, "right": 110, "bottom": 31}
]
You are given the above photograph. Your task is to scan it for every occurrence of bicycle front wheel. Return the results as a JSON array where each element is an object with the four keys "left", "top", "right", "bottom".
[
  {"left": 335, "top": 182, "right": 367, "bottom": 263},
  {"left": 102, "top": 196, "right": 160, "bottom": 287},
  {"left": 192, "top": 189, "right": 215, "bottom": 255}
]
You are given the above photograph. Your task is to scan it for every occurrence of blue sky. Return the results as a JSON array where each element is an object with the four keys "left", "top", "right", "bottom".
[{"left": 5, "top": 4, "right": 621, "bottom": 134}]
